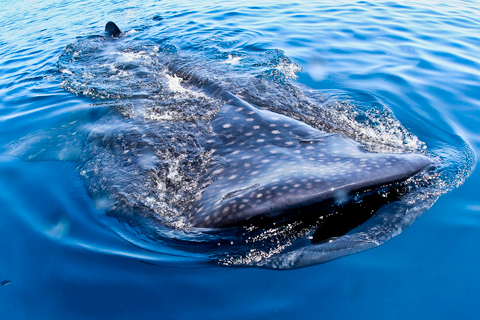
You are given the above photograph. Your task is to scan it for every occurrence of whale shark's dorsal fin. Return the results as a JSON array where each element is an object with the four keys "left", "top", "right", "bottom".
[{"left": 105, "top": 21, "right": 122, "bottom": 38}]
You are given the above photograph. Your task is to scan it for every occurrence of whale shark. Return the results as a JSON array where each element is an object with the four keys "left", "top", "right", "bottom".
[
  {"left": 100, "top": 22, "right": 434, "bottom": 231},
  {"left": 2, "top": 21, "right": 441, "bottom": 268}
]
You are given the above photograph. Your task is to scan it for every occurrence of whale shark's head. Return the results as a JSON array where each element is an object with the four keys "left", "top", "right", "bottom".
[{"left": 190, "top": 92, "right": 434, "bottom": 231}]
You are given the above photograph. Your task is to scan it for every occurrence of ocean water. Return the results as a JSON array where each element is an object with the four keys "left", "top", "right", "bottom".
[{"left": 1, "top": 0, "right": 479, "bottom": 319}]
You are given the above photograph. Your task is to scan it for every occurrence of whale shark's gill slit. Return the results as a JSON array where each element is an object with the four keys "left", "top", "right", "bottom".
[
  {"left": 222, "top": 183, "right": 260, "bottom": 201},
  {"left": 297, "top": 133, "right": 335, "bottom": 143}
]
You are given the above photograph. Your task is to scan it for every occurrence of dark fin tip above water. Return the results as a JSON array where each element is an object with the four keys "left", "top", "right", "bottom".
[{"left": 105, "top": 21, "right": 122, "bottom": 37}]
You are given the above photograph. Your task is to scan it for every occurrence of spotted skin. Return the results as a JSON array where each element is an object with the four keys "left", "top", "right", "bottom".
[{"left": 190, "top": 92, "right": 433, "bottom": 228}]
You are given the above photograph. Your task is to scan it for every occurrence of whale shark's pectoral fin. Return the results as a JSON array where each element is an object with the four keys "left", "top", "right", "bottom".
[
  {"left": 105, "top": 21, "right": 122, "bottom": 38},
  {"left": 190, "top": 92, "right": 434, "bottom": 228}
]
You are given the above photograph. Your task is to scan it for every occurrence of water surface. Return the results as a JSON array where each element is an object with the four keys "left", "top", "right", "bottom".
[{"left": 1, "top": 0, "right": 479, "bottom": 319}]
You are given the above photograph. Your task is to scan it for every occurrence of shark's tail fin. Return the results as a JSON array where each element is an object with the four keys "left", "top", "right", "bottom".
[{"left": 105, "top": 21, "right": 121, "bottom": 37}]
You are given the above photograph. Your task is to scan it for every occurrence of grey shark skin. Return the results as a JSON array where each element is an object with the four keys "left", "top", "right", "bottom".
[{"left": 190, "top": 92, "right": 433, "bottom": 228}]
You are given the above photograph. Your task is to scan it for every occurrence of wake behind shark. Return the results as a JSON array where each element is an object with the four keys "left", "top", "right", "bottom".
[{"left": 104, "top": 22, "right": 434, "bottom": 230}]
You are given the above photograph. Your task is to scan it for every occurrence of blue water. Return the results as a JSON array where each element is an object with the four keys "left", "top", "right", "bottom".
[{"left": 1, "top": 0, "right": 479, "bottom": 318}]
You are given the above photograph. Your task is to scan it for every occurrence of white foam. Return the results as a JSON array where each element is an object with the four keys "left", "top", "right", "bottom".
[
  {"left": 223, "top": 54, "right": 241, "bottom": 65},
  {"left": 125, "top": 29, "right": 138, "bottom": 36},
  {"left": 163, "top": 72, "right": 207, "bottom": 98},
  {"left": 276, "top": 61, "right": 301, "bottom": 79},
  {"left": 117, "top": 51, "right": 146, "bottom": 62}
]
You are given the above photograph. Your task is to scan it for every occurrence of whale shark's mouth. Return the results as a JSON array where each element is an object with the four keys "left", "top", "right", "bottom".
[
  {"left": 309, "top": 186, "right": 403, "bottom": 244},
  {"left": 278, "top": 183, "right": 407, "bottom": 245},
  {"left": 197, "top": 173, "right": 410, "bottom": 244}
]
